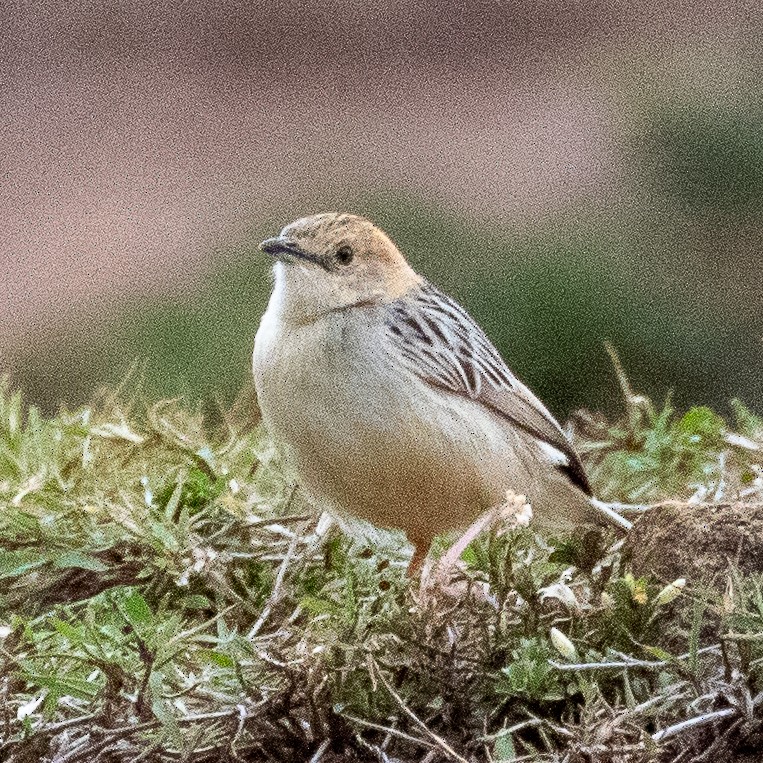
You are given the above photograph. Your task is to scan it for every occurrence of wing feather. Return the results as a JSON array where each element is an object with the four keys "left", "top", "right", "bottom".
[{"left": 384, "top": 282, "right": 592, "bottom": 495}]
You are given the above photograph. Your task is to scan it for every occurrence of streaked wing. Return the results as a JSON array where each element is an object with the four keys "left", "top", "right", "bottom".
[{"left": 384, "top": 281, "right": 591, "bottom": 495}]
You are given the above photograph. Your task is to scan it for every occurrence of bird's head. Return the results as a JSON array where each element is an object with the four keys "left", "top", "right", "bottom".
[{"left": 259, "top": 213, "right": 421, "bottom": 320}]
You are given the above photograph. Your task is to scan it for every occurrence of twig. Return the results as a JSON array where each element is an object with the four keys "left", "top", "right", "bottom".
[
  {"left": 369, "top": 657, "right": 470, "bottom": 763},
  {"left": 246, "top": 514, "right": 312, "bottom": 529},
  {"left": 176, "top": 708, "right": 248, "bottom": 724},
  {"left": 589, "top": 498, "right": 634, "bottom": 531},
  {"left": 249, "top": 528, "right": 301, "bottom": 638},
  {"left": 308, "top": 739, "right": 331, "bottom": 763},
  {"left": 127, "top": 740, "right": 165, "bottom": 762},
  {"left": 353, "top": 731, "right": 395, "bottom": 762},
  {"left": 652, "top": 708, "right": 736, "bottom": 742},
  {"left": 573, "top": 744, "right": 647, "bottom": 755},
  {"left": 601, "top": 501, "right": 657, "bottom": 515},
  {"left": 604, "top": 341, "right": 654, "bottom": 423},
  {"left": 55, "top": 734, "right": 99, "bottom": 763},
  {"left": 102, "top": 707, "right": 244, "bottom": 739},
  {"left": 167, "top": 605, "right": 236, "bottom": 647},
  {"left": 671, "top": 645, "right": 722, "bottom": 661},
  {"left": 229, "top": 703, "right": 248, "bottom": 760},
  {"left": 42, "top": 712, "right": 99, "bottom": 734},
  {"left": 550, "top": 644, "right": 720, "bottom": 671},
  {"left": 479, "top": 717, "right": 542, "bottom": 741},
  {"left": 550, "top": 659, "right": 664, "bottom": 671},
  {"left": 341, "top": 713, "right": 435, "bottom": 750},
  {"left": 631, "top": 685, "right": 691, "bottom": 714}
]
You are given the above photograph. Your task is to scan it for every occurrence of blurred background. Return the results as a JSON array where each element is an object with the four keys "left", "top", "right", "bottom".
[{"left": 2, "top": 0, "right": 761, "bottom": 419}]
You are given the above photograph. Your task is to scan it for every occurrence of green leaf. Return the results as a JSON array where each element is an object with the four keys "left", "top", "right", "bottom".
[
  {"left": 493, "top": 729, "right": 516, "bottom": 762},
  {"left": 674, "top": 406, "right": 724, "bottom": 444},
  {"left": 42, "top": 688, "right": 61, "bottom": 720},
  {"left": 162, "top": 481, "right": 184, "bottom": 521},
  {"left": 198, "top": 649, "right": 235, "bottom": 669},
  {"left": 300, "top": 595, "right": 341, "bottom": 616},
  {"left": 0, "top": 549, "right": 48, "bottom": 578},
  {"left": 180, "top": 594, "right": 213, "bottom": 610},
  {"left": 53, "top": 551, "right": 109, "bottom": 572},
  {"left": 52, "top": 618, "right": 83, "bottom": 644},
  {"left": 498, "top": 638, "right": 564, "bottom": 702},
  {"left": 122, "top": 591, "right": 153, "bottom": 626},
  {"left": 149, "top": 671, "right": 182, "bottom": 746},
  {"left": 460, "top": 544, "right": 479, "bottom": 568},
  {"left": 731, "top": 398, "right": 763, "bottom": 438},
  {"left": 642, "top": 645, "right": 674, "bottom": 662},
  {"left": 150, "top": 521, "right": 180, "bottom": 552},
  {"left": 24, "top": 671, "right": 100, "bottom": 700}
]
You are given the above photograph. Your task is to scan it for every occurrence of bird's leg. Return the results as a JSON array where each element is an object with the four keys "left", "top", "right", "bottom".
[
  {"left": 433, "top": 510, "right": 498, "bottom": 583},
  {"left": 432, "top": 491, "right": 534, "bottom": 584},
  {"left": 406, "top": 540, "right": 430, "bottom": 578}
]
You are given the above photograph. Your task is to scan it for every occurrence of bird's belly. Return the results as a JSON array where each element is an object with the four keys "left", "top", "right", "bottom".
[
  {"left": 253, "top": 315, "right": 587, "bottom": 543},
  {"left": 257, "top": 353, "right": 521, "bottom": 538},
  {"left": 313, "top": 413, "right": 503, "bottom": 539}
]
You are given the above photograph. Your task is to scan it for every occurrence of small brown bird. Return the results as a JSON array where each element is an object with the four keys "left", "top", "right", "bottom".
[{"left": 252, "top": 213, "right": 629, "bottom": 571}]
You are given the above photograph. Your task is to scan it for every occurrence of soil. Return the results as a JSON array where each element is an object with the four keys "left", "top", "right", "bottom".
[{"left": 623, "top": 501, "right": 763, "bottom": 586}]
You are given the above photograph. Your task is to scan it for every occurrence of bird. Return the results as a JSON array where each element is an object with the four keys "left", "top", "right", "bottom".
[{"left": 252, "top": 212, "right": 629, "bottom": 572}]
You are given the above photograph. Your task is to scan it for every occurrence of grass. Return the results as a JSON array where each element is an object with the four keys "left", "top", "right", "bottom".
[{"left": 1, "top": 370, "right": 762, "bottom": 762}]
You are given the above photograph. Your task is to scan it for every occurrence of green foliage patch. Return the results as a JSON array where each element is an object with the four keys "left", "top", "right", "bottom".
[{"left": 1, "top": 374, "right": 762, "bottom": 762}]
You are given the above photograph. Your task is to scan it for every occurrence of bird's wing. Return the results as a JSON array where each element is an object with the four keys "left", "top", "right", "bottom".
[{"left": 384, "top": 281, "right": 591, "bottom": 495}]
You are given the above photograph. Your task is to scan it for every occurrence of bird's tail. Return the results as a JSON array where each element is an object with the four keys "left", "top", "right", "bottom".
[{"left": 588, "top": 497, "right": 633, "bottom": 532}]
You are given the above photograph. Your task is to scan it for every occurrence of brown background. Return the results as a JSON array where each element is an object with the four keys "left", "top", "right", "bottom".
[{"left": 2, "top": 1, "right": 761, "bottom": 416}]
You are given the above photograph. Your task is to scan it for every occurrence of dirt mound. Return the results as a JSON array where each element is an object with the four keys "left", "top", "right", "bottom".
[{"left": 624, "top": 501, "right": 763, "bottom": 585}]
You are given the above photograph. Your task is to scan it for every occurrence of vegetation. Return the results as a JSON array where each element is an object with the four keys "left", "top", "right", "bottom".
[{"left": 1, "top": 370, "right": 762, "bottom": 762}]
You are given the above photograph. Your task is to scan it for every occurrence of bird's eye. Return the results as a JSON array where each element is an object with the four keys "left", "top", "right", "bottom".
[{"left": 335, "top": 245, "right": 354, "bottom": 265}]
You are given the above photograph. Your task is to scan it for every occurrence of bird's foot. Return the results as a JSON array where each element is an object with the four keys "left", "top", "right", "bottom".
[{"left": 494, "top": 490, "right": 533, "bottom": 535}]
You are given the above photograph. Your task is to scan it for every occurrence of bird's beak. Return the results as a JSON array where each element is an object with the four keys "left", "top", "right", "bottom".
[{"left": 259, "top": 236, "right": 318, "bottom": 265}]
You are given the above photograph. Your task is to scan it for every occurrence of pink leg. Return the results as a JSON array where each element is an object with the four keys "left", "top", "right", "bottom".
[{"left": 434, "top": 508, "right": 499, "bottom": 582}]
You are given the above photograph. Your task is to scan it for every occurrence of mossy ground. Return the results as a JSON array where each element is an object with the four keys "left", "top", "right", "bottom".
[{"left": 1, "top": 370, "right": 762, "bottom": 762}]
